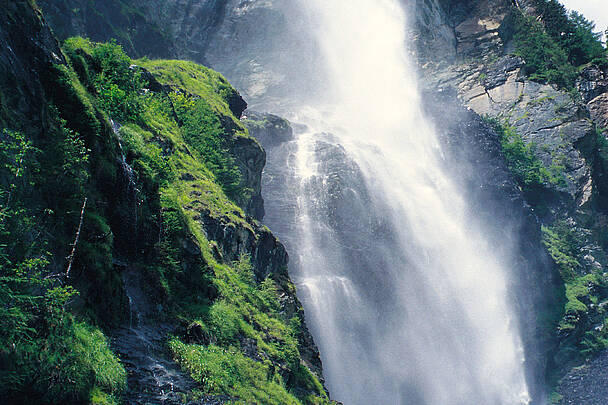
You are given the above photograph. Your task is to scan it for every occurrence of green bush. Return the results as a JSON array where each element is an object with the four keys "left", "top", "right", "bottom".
[
  {"left": 541, "top": 221, "right": 583, "bottom": 281},
  {"left": 169, "top": 339, "right": 302, "bottom": 405},
  {"left": 64, "top": 38, "right": 143, "bottom": 123},
  {"left": 500, "top": 11, "right": 576, "bottom": 89},
  {"left": 1, "top": 316, "right": 126, "bottom": 403},
  {"left": 485, "top": 117, "right": 565, "bottom": 194},
  {"left": 170, "top": 93, "right": 244, "bottom": 201},
  {"left": 0, "top": 142, "right": 124, "bottom": 399},
  {"left": 500, "top": 2, "right": 607, "bottom": 89},
  {"left": 531, "top": 0, "right": 606, "bottom": 67},
  {"left": 541, "top": 221, "right": 608, "bottom": 345}
]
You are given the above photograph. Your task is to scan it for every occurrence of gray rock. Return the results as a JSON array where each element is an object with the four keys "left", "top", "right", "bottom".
[
  {"left": 229, "top": 134, "right": 266, "bottom": 220},
  {"left": 578, "top": 66, "right": 608, "bottom": 104},
  {"left": 243, "top": 110, "right": 294, "bottom": 147},
  {"left": 556, "top": 350, "right": 608, "bottom": 405},
  {"left": 484, "top": 55, "right": 524, "bottom": 89}
]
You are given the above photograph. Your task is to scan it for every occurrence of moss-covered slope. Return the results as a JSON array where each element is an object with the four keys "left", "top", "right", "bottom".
[{"left": 0, "top": 2, "right": 330, "bottom": 404}]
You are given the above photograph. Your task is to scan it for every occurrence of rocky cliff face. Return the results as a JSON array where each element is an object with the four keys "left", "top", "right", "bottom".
[
  {"left": 413, "top": 0, "right": 608, "bottom": 401},
  {"left": 413, "top": 0, "right": 604, "bottom": 214},
  {"left": 0, "top": 0, "right": 65, "bottom": 130},
  {"left": 38, "top": 0, "right": 320, "bottom": 109},
  {"left": 36, "top": 0, "right": 174, "bottom": 59}
]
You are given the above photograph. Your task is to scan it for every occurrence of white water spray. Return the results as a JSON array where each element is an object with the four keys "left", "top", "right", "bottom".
[{"left": 250, "top": 0, "right": 533, "bottom": 403}]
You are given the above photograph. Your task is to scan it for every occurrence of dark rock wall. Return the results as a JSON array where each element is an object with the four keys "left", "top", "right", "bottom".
[
  {"left": 0, "top": 0, "right": 65, "bottom": 129},
  {"left": 37, "top": 0, "right": 174, "bottom": 59}
]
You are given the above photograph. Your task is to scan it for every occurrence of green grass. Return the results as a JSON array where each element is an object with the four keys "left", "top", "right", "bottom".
[
  {"left": 3, "top": 31, "right": 328, "bottom": 404},
  {"left": 135, "top": 59, "right": 248, "bottom": 129},
  {"left": 169, "top": 339, "right": 301, "bottom": 405}
]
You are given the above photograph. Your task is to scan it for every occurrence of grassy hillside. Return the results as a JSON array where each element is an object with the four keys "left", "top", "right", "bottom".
[{"left": 0, "top": 4, "right": 330, "bottom": 402}]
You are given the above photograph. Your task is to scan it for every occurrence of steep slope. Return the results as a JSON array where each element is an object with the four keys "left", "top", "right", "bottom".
[
  {"left": 36, "top": 0, "right": 174, "bottom": 59},
  {"left": 37, "top": 0, "right": 320, "bottom": 109},
  {"left": 0, "top": 2, "right": 331, "bottom": 404}
]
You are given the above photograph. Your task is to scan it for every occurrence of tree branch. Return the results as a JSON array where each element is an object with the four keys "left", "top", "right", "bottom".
[{"left": 66, "top": 197, "right": 87, "bottom": 279}]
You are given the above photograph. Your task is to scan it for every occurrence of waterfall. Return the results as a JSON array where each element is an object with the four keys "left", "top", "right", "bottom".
[{"left": 249, "top": 0, "right": 533, "bottom": 403}]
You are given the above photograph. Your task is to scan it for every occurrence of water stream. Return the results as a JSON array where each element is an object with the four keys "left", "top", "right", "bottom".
[{"left": 251, "top": 0, "right": 532, "bottom": 403}]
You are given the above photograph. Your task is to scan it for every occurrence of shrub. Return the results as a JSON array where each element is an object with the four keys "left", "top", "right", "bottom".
[
  {"left": 64, "top": 38, "right": 144, "bottom": 123},
  {"left": 485, "top": 117, "right": 565, "bottom": 194},
  {"left": 500, "top": 11, "right": 577, "bottom": 89},
  {"left": 170, "top": 93, "right": 243, "bottom": 201},
  {"left": 169, "top": 339, "right": 302, "bottom": 405},
  {"left": 541, "top": 221, "right": 583, "bottom": 281},
  {"left": 531, "top": 0, "right": 606, "bottom": 67},
  {"left": 500, "top": 2, "right": 607, "bottom": 89}
]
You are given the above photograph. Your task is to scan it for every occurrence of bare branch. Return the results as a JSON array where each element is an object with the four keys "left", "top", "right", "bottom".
[{"left": 66, "top": 197, "right": 87, "bottom": 279}]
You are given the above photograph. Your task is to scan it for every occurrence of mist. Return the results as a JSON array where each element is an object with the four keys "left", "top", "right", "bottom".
[{"left": 234, "top": 0, "right": 534, "bottom": 403}]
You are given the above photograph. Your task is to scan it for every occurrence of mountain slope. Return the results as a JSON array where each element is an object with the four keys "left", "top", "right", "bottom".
[{"left": 0, "top": 2, "right": 331, "bottom": 404}]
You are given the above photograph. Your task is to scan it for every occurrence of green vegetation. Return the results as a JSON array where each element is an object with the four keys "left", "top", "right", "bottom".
[
  {"left": 168, "top": 263, "right": 329, "bottom": 404},
  {"left": 542, "top": 221, "right": 608, "bottom": 358},
  {"left": 170, "top": 340, "right": 301, "bottom": 405},
  {"left": 2, "top": 28, "right": 327, "bottom": 404},
  {"left": 0, "top": 128, "right": 125, "bottom": 402},
  {"left": 484, "top": 117, "right": 565, "bottom": 195},
  {"left": 499, "top": 0, "right": 607, "bottom": 89},
  {"left": 63, "top": 37, "right": 249, "bottom": 204},
  {"left": 169, "top": 93, "right": 246, "bottom": 202},
  {"left": 531, "top": 0, "right": 606, "bottom": 68}
]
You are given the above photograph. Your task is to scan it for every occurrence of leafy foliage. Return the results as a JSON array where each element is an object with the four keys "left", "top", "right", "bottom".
[
  {"left": 500, "top": 11, "right": 576, "bottom": 89},
  {"left": 541, "top": 221, "right": 584, "bottom": 281},
  {"left": 531, "top": 0, "right": 606, "bottom": 67},
  {"left": 170, "top": 93, "right": 245, "bottom": 201},
  {"left": 500, "top": 2, "right": 607, "bottom": 89},
  {"left": 0, "top": 128, "right": 125, "bottom": 403},
  {"left": 64, "top": 38, "right": 144, "bottom": 122},
  {"left": 542, "top": 221, "right": 608, "bottom": 360},
  {"left": 485, "top": 117, "right": 565, "bottom": 194}
]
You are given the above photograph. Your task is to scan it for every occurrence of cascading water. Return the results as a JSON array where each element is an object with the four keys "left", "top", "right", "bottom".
[{"left": 244, "top": 0, "right": 534, "bottom": 404}]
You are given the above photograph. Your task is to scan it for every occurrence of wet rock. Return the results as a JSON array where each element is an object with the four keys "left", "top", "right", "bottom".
[
  {"left": 556, "top": 350, "right": 608, "bottom": 405},
  {"left": 185, "top": 321, "right": 214, "bottom": 345},
  {"left": 243, "top": 110, "right": 294, "bottom": 147},
  {"left": 229, "top": 134, "right": 266, "bottom": 220},
  {"left": 112, "top": 324, "right": 199, "bottom": 405},
  {"left": 224, "top": 85, "right": 248, "bottom": 118},
  {"left": 578, "top": 66, "right": 608, "bottom": 104},
  {"left": 0, "top": 0, "right": 66, "bottom": 129}
]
